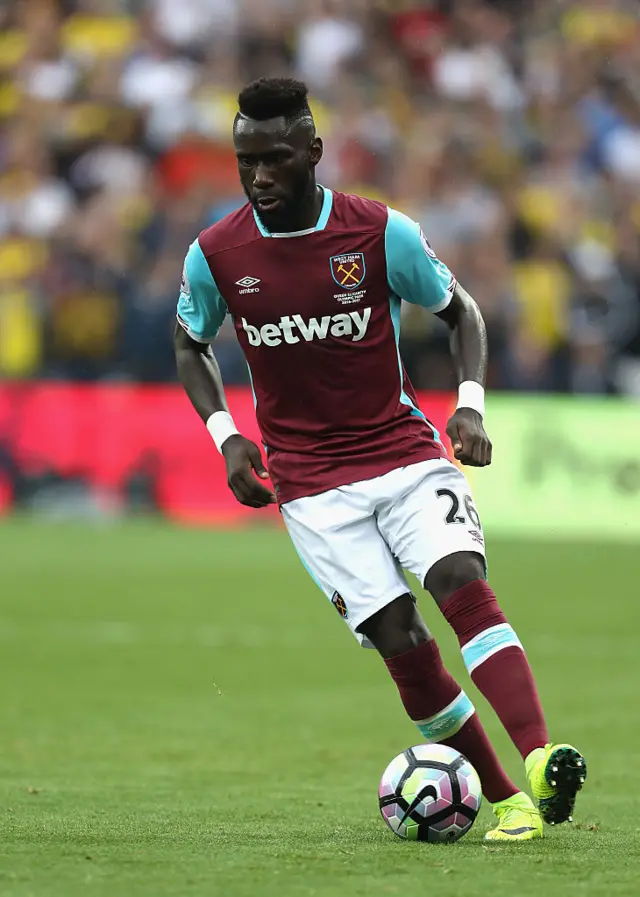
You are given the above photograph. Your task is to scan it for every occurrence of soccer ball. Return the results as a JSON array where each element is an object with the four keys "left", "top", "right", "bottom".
[{"left": 378, "top": 744, "right": 482, "bottom": 843}]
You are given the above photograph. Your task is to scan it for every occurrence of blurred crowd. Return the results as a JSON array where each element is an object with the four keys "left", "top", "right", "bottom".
[{"left": 1, "top": 0, "right": 640, "bottom": 395}]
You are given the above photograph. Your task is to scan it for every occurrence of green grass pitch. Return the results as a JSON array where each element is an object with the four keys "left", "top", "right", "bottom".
[{"left": 1, "top": 519, "right": 638, "bottom": 896}]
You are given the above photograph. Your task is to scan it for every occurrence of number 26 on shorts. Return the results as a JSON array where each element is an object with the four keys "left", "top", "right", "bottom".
[{"left": 436, "top": 488, "right": 481, "bottom": 530}]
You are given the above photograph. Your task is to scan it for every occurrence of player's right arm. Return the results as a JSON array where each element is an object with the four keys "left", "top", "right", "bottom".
[{"left": 174, "top": 240, "right": 275, "bottom": 508}]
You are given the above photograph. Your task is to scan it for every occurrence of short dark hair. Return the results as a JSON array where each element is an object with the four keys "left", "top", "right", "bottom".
[{"left": 237, "top": 77, "right": 313, "bottom": 125}]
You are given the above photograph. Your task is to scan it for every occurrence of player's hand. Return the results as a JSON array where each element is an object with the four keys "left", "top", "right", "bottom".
[
  {"left": 222, "top": 435, "right": 277, "bottom": 508},
  {"left": 446, "top": 408, "right": 492, "bottom": 467}
]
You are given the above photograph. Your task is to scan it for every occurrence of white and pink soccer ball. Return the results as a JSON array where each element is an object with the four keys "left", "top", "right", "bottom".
[{"left": 379, "top": 744, "right": 482, "bottom": 843}]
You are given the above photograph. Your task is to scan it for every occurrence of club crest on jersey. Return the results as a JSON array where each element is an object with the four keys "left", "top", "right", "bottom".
[
  {"left": 331, "top": 591, "right": 349, "bottom": 619},
  {"left": 330, "top": 253, "right": 366, "bottom": 291}
]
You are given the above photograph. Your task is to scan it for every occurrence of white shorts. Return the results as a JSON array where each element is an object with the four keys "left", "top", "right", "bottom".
[{"left": 281, "top": 459, "right": 486, "bottom": 648}]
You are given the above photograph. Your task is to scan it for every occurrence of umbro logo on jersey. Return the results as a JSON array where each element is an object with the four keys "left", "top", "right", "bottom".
[
  {"left": 236, "top": 276, "right": 261, "bottom": 294},
  {"left": 242, "top": 308, "right": 372, "bottom": 347}
]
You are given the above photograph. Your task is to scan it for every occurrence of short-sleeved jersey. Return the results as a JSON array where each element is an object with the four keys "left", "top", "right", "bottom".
[{"left": 177, "top": 188, "right": 456, "bottom": 504}]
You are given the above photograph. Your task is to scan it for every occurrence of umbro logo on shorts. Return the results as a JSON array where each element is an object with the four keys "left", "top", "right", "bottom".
[{"left": 332, "top": 591, "right": 348, "bottom": 619}]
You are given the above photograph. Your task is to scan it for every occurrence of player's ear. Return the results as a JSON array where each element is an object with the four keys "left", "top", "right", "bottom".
[{"left": 310, "top": 137, "right": 323, "bottom": 167}]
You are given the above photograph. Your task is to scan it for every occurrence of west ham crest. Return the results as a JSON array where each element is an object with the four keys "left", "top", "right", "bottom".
[
  {"left": 331, "top": 591, "right": 349, "bottom": 619},
  {"left": 330, "top": 253, "right": 366, "bottom": 291}
]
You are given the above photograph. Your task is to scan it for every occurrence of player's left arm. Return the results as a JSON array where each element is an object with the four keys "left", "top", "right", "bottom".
[
  {"left": 435, "top": 284, "right": 491, "bottom": 468},
  {"left": 385, "top": 207, "right": 491, "bottom": 467}
]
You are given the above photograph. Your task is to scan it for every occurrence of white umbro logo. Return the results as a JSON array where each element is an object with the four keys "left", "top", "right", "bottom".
[
  {"left": 236, "top": 276, "right": 260, "bottom": 288},
  {"left": 236, "top": 276, "right": 261, "bottom": 295}
]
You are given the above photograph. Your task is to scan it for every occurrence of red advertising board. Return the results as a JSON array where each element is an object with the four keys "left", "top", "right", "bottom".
[{"left": 0, "top": 384, "right": 455, "bottom": 523}]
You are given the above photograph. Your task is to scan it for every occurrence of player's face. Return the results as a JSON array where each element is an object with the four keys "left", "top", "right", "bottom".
[{"left": 234, "top": 116, "right": 322, "bottom": 231}]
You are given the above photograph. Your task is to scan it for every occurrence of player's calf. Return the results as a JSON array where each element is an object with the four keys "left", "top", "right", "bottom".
[{"left": 426, "top": 556, "right": 549, "bottom": 762}]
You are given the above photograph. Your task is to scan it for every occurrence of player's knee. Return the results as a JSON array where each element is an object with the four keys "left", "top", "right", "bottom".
[
  {"left": 424, "top": 552, "right": 486, "bottom": 606},
  {"left": 358, "top": 594, "right": 431, "bottom": 660}
]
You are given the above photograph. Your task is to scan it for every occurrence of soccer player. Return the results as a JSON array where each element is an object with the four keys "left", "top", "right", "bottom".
[{"left": 174, "top": 78, "right": 586, "bottom": 841}]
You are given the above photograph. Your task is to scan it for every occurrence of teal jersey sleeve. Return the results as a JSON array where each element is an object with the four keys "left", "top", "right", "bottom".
[
  {"left": 176, "top": 240, "right": 227, "bottom": 343},
  {"left": 384, "top": 207, "right": 456, "bottom": 313}
]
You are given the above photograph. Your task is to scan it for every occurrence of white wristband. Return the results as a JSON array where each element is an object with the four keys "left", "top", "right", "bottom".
[
  {"left": 206, "top": 411, "right": 240, "bottom": 453},
  {"left": 457, "top": 381, "right": 485, "bottom": 417}
]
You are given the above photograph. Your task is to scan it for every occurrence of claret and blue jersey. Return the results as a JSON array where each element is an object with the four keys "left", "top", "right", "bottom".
[{"left": 177, "top": 188, "right": 457, "bottom": 503}]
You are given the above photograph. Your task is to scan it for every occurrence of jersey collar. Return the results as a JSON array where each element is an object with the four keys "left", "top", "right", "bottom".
[{"left": 253, "top": 186, "right": 333, "bottom": 238}]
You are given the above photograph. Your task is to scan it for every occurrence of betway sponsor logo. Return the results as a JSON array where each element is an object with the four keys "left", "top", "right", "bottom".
[{"left": 242, "top": 308, "right": 371, "bottom": 347}]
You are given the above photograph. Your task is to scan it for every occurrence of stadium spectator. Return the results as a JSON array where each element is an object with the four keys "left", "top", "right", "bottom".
[{"left": 0, "top": 0, "right": 638, "bottom": 396}]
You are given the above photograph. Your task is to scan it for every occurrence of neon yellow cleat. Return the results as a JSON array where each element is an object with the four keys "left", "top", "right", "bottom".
[
  {"left": 485, "top": 791, "right": 543, "bottom": 841},
  {"left": 526, "top": 743, "right": 587, "bottom": 826}
]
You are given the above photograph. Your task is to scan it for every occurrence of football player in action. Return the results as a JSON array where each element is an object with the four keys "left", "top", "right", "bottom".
[{"left": 174, "top": 78, "right": 586, "bottom": 841}]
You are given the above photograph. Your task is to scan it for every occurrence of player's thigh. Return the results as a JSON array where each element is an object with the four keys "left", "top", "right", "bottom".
[
  {"left": 281, "top": 489, "right": 411, "bottom": 647},
  {"left": 377, "top": 460, "right": 486, "bottom": 591}
]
